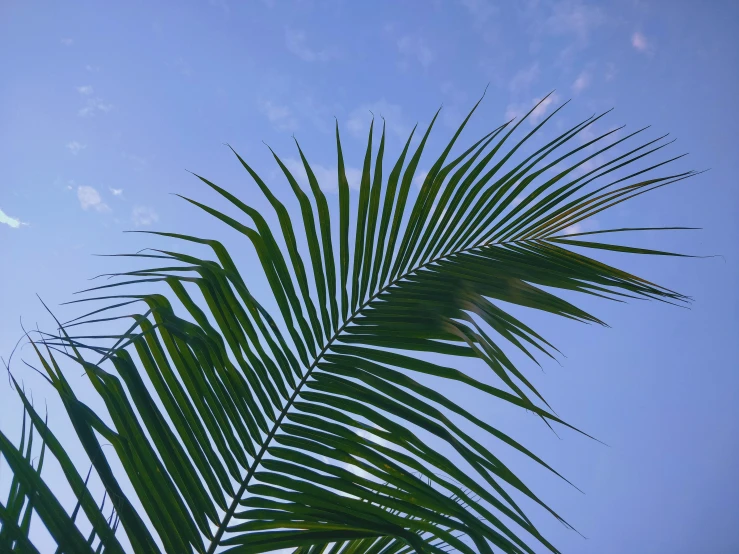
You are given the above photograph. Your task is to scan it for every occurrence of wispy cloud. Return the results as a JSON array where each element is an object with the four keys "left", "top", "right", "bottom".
[
  {"left": 259, "top": 100, "right": 297, "bottom": 131},
  {"left": 631, "top": 31, "right": 649, "bottom": 52},
  {"left": 76, "top": 85, "right": 94, "bottom": 95},
  {"left": 208, "top": 0, "right": 230, "bottom": 14},
  {"left": 277, "top": 158, "right": 362, "bottom": 193},
  {"left": 397, "top": 36, "right": 435, "bottom": 68},
  {"left": 460, "top": 0, "right": 498, "bottom": 21},
  {"left": 413, "top": 171, "right": 429, "bottom": 189},
  {"left": 132, "top": 206, "right": 158, "bottom": 226},
  {"left": 563, "top": 218, "right": 599, "bottom": 235},
  {"left": 174, "top": 57, "right": 193, "bottom": 77},
  {"left": 543, "top": 0, "right": 605, "bottom": 42},
  {"left": 509, "top": 63, "right": 540, "bottom": 93},
  {"left": 66, "top": 141, "right": 87, "bottom": 155},
  {"left": 60, "top": 38, "right": 73, "bottom": 46},
  {"left": 605, "top": 62, "right": 617, "bottom": 81},
  {"left": 291, "top": 94, "right": 337, "bottom": 134},
  {"left": 78, "top": 98, "right": 113, "bottom": 117},
  {"left": 346, "top": 100, "right": 410, "bottom": 140},
  {"left": 438, "top": 82, "right": 470, "bottom": 128},
  {"left": 121, "top": 152, "right": 148, "bottom": 170},
  {"left": 531, "top": 93, "right": 559, "bottom": 123},
  {"left": 572, "top": 71, "right": 590, "bottom": 94},
  {"left": 110, "top": 188, "right": 123, "bottom": 196},
  {"left": 285, "top": 28, "right": 335, "bottom": 62},
  {"left": 85, "top": 64, "right": 100, "bottom": 72},
  {"left": 505, "top": 93, "right": 560, "bottom": 125},
  {"left": 77, "top": 186, "right": 110, "bottom": 212},
  {"left": 0, "top": 207, "right": 27, "bottom": 229}
]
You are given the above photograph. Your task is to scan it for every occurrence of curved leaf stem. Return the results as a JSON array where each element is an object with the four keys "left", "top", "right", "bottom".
[{"left": 205, "top": 236, "right": 526, "bottom": 552}]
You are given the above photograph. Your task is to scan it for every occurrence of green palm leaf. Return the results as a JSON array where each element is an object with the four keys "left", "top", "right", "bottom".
[{"left": 0, "top": 94, "right": 697, "bottom": 553}]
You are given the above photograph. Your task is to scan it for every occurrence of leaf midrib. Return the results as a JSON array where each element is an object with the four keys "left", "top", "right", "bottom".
[{"left": 204, "top": 236, "right": 519, "bottom": 553}]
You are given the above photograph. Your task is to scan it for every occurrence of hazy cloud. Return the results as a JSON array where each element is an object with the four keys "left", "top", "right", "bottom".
[
  {"left": 530, "top": 93, "right": 559, "bottom": 123},
  {"left": 66, "top": 141, "right": 87, "bottom": 155},
  {"left": 413, "top": 171, "right": 429, "bottom": 189},
  {"left": 631, "top": 31, "right": 649, "bottom": 52},
  {"left": 110, "top": 188, "right": 123, "bottom": 196},
  {"left": 544, "top": 1, "right": 605, "bottom": 41},
  {"left": 78, "top": 98, "right": 113, "bottom": 117},
  {"left": 77, "top": 186, "right": 110, "bottom": 212},
  {"left": 346, "top": 100, "right": 410, "bottom": 140},
  {"left": 60, "top": 38, "right": 73, "bottom": 46},
  {"left": 460, "top": 0, "right": 498, "bottom": 21},
  {"left": 605, "top": 62, "right": 617, "bottom": 81},
  {"left": 291, "top": 94, "right": 337, "bottom": 134},
  {"left": 397, "top": 36, "right": 435, "bottom": 68},
  {"left": 85, "top": 64, "right": 100, "bottom": 72},
  {"left": 509, "top": 63, "right": 540, "bottom": 93},
  {"left": 121, "top": 152, "right": 148, "bottom": 170},
  {"left": 132, "top": 206, "right": 158, "bottom": 226},
  {"left": 285, "top": 28, "right": 335, "bottom": 62},
  {"left": 505, "top": 93, "right": 560, "bottom": 125},
  {"left": 278, "top": 158, "right": 362, "bottom": 193},
  {"left": 0, "top": 207, "right": 26, "bottom": 229},
  {"left": 76, "top": 85, "right": 94, "bottom": 95},
  {"left": 260, "top": 100, "right": 297, "bottom": 131},
  {"left": 563, "top": 218, "right": 599, "bottom": 235},
  {"left": 572, "top": 71, "right": 590, "bottom": 94},
  {"left": 208, "top": 0, "right": 230, "bottom": 14},
  {"left": 174, "top": 57, "right": 193, "bottom": 77}
]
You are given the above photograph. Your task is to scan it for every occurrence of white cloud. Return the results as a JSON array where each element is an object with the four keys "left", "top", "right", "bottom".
[
  {"left": 259, "top": 100, "right": 297, "bottom": 131},
  {"left": 60, "top": 38, "right": 73, "bottom": 46},
  {"left": 132, "top": 206, "right": 158, "bottom": 226},
  {"left": 0, "top": 207, "right": 26, "bottom": 229},
  {"left": 460, "top": 0, "right": 498, "bottom": 21},
  {"left": 531, "top": 94, "right": 559, "bottom": 123},
  {"left": 505, "top": 93, "right": 560, "bottom": 125},
  {"left": 77, "top": 186, "right": 110, "bottom": 212},
  {"left": 358, "top": 427, "right": 389, "bottom": 448},
  {"left": 544, "top": 1, "right": 605, "bottom": 41},
  {"left": 279, "top": 157, "right": 362, "bottom": 193},
  {"left": 509, "top": 63, "right": 540, "bottom": 93},
  {"left": 78, "top": 98, "right": 113, "bottom": 117},
  {"left": 346, "top": 99, "right": 410, "bottom": 140},
  {"left": 563, "top": 218, "right": 599, "bottom": 235},
  {"left": 285, "top": 28, "right": 335, "bottom": 62},
  {"left": 76, "top": 85, "right": 94, "bottom": 95},
  {"left": 413, "top": 171, "right": 429, "bottom": 189},
  {"left": 572, "top": 71, "right": 590, "bottom": 94},
  {"left": 110, "top": 188, "right": 123, "bottom": 196},
  {"left": 631, "top": 31, "right": 649, "bottom": 52},
  {"left": 66, "top": 141, "right": 86, "bottom": 155},
  {"left": 397, "top": 36, "right": 435, "bottom": 68}
]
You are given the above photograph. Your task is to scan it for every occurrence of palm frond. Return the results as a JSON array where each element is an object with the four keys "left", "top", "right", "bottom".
[{"left": 1, "top": 94, "right": 696, "bottom": 553}]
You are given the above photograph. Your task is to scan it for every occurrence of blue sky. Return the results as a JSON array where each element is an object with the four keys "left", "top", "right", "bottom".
[{"left": 1, "top": 0, "right": 738, "bottom": 552}]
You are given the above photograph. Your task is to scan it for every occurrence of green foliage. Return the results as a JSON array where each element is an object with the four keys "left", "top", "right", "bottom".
[{"left": 0, "top": 94, "right": 696, "bottom": 553}]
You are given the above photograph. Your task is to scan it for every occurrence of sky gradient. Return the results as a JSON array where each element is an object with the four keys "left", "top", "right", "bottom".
[{"left": 1, "top": 1, "right": 738, "bottom": 552}]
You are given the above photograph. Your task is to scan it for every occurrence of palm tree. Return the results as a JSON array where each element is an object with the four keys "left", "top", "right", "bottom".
[{"left": 0, "top": 92, "right": 697, "bottom": 554}]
